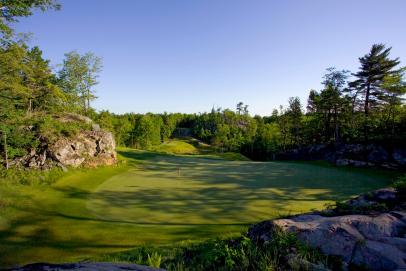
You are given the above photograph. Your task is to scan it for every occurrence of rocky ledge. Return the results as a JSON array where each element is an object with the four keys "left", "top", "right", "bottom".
[
  {"left": 10, "top": 114, "right": 117, "bottom": 170},
  {"left": 7, "top": 262, "right": 165, "bottom": 271},
  {"left": 278, "top": 143, "right": 406, "bottom": 169},
  {"left": 248, "top": 188, "right": 406, "bottom": 271}
]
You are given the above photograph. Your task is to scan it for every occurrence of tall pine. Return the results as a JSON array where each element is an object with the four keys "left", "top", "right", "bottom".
[{"left": 350, "top": 44, "right": 400, "bottom": 142}]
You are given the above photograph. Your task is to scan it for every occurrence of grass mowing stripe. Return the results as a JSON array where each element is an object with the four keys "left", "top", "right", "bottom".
[{"left": 0, "top": 147, "right": 398, "bottom": 268}]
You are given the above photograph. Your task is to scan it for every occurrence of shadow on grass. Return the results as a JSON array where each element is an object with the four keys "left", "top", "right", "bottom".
[{"left": 0, "top": 148, "right": 395, "bottom": 267}]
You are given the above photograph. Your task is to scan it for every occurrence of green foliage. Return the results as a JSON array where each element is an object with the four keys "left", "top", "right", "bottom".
[
  {"left": 0, "top": 0, "right": 60, "bottom": 38},
  {"left": 147, "top": 252, "right": 162, "bottom": 268},
  {"left": 393, "top": 175, "right": 406, "bottom": 201},
  {"left": 96, "top": 232, "right": 338, "bottom": 271},
  {"left": 0, "top": 124, "right": 38, "bottom": 159},
  {"left": 133, "top": 114, "right": 163, "bottom": 148},
  {"left": 57, "top": 51, "right": 102, "bottom": 113},
  {"left": 0, "top": 166, "right": 63, "bottom": 185},
  {"left": 35, "top": 114, "right": 91, "bottom": 142}
]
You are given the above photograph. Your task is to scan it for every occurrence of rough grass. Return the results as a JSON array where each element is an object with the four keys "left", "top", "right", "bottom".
[
  {"left": 0, "top": 148, "right": 398, "bottom": 268},
  {"left": 150, "top": 138, "right": 250, "bottom": 161},
  {"left": 150, "top": 139, "right": 199, "bottom": 155}
]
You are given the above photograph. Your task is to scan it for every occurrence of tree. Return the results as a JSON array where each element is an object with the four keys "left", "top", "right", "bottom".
[
  {"left": 319, "top": 68, "right": 349, "bottom": 142},
  {"left": 58, "top": 51, "right": 102, "bottom": 113},
  {"left": 0, "top": 42, "right": 31, "bottom": 117},
  {"left": 287, "top": 97, "right": 302, "bottom": 146},
  {"left": 236, "top": 102, "right": 244, "bottom": 114},
  {"left": 380, "top": 67, "right": 406, "bottom": 141},
  {"left": 350, "top": 44, "right": 401, "bottom": 142},
  {"left": 0, "top": 0, "right": 60, "bottom": 38},
  {"left": 133, "top": 114, "right": 162, "bottom": 149},
  {"left": 0, "top": 42, "right": 62, "bottom": 117},
  {"left": 25, "top": 46, "right": 63, "bottom": 114}
]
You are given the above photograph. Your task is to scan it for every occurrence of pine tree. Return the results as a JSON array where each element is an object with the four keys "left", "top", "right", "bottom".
[{"left": 350, "top": 44, "right": 401, "bottom": 142}]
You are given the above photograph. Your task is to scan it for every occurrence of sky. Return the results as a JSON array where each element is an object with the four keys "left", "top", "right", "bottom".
[{"left": 15, "top": 0, "right": 406, "bottom": 116}]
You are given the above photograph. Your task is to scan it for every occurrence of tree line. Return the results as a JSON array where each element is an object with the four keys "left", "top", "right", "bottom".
[
  {"left": 96, "top": 44, "right": 405, "bottom": 160},
  {"left": 1, "top": 0, "right": 405, "bottom": 165}
]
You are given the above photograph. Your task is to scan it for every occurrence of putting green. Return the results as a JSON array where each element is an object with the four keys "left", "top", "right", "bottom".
[{"left": 0, "top": 148, "right": 396, "bottom": 267}]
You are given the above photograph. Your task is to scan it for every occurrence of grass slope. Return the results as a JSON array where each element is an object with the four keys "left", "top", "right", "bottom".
[{"left": 0, "top": 147, "right": 397, "bottom": 268}]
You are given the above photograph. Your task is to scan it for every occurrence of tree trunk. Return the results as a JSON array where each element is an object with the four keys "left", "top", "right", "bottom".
[
  {"left": 87, "top": 89, "right": 90, "bottom": 112},
  {"left": 364, "top": 83, "right": 370, "bottom": 143},
  {"left": 27, "top": 98, "right": 32, "bottom": 117},
  {"left": 3, "top": 132, "right": 8, "bottom": 170},
  {"left": 334, "top": 106, "right": 339, "bottom": 142}
]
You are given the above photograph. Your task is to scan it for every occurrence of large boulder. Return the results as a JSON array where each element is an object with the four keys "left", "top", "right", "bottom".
[
  {"left": 48, "top": 130, "right": 116, "bottom": 168},
  {"left": 249, "top": 209, "right": 406, "bottom": 271},
  {"left": 8, "top": 262, "right": 165, "bottom": 271}
]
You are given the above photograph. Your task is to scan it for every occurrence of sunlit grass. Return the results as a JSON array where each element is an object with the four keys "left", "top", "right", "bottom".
[{"left": 0, "top": 148, "right": 397, "bottom": 268}]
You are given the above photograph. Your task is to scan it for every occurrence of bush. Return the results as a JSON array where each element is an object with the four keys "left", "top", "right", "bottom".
[{"left": 0, "top": 124, "right": 39, "bottom": 159}]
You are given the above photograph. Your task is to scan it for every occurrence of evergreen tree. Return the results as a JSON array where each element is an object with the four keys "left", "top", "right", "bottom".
[
  {"left": 350, "top": 44, "right": 401, "bottom": 142},
  {"left": 0, "top": 0, "right": 60, "bottom": 38}
]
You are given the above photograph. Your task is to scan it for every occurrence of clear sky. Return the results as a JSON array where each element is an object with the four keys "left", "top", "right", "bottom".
[{"left": 15, "top": 0, "right": 406, "bottom": 116}]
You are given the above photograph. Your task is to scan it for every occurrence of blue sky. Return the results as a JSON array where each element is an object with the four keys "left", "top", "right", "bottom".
[{"left": 15, "top": 0, "right": 406, "bottom": 115}]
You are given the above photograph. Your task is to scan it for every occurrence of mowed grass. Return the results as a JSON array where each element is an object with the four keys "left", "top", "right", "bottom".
[{"left": 0, "top": 145, "right": 397, "bottom": 268}]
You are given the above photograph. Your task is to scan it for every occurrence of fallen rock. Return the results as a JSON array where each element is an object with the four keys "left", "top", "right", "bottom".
[{"left": 8, "top": 262, "right": 165, "bottom": 271}]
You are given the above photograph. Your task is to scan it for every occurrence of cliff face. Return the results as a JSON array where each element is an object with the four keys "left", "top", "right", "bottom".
[{"left": 48, "top": 130, "right": 116, "bottom": 168}]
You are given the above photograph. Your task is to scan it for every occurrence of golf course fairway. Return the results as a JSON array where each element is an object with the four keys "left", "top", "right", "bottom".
[{"left": 0, "top": 148, "right": 396, "bottom": 268}]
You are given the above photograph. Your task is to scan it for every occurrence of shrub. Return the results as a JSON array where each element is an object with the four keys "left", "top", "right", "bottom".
[{"left": 147, "top": 252, "right": 162, "bottom": 268}]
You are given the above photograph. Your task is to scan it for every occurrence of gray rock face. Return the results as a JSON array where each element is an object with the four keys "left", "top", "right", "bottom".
[
  {"left": 49, "top": 130, "right": 116, "bottom": 168},
  {"left": 8, "top": 262, "right": 165, "bottom": 271},
  {"left": 278, "top": 143, "right": 406, "bottom": 169},
  {"left": 347, "top": 188, "right": 397, "bottom": 208},
  {"left": 249, "top": 204, "right": 406, "bottom": 271}
]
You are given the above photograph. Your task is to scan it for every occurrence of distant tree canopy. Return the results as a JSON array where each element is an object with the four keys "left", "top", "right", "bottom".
[
  {"left": 92, "top": 44, "right": 405, "bottom": 162},
  {"left": 0, "top": 0, "right": 405, "bottom": 165}
]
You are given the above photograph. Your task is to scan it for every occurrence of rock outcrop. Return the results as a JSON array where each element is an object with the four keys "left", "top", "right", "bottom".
[
  {"left": 248, "top": 188, "right": 406, "bottom": 271},
  {"left": 9, "top": 114, "right": 117, "bottom": 169},
  {"left": 277, "top": 143, "right": 406, "bottom": 169},
  {"left": 8, "top": 262, "right": 165, "bottom": 271},
  {"left": 48, "top": 130, "right": 116, "bottom": 168}
]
